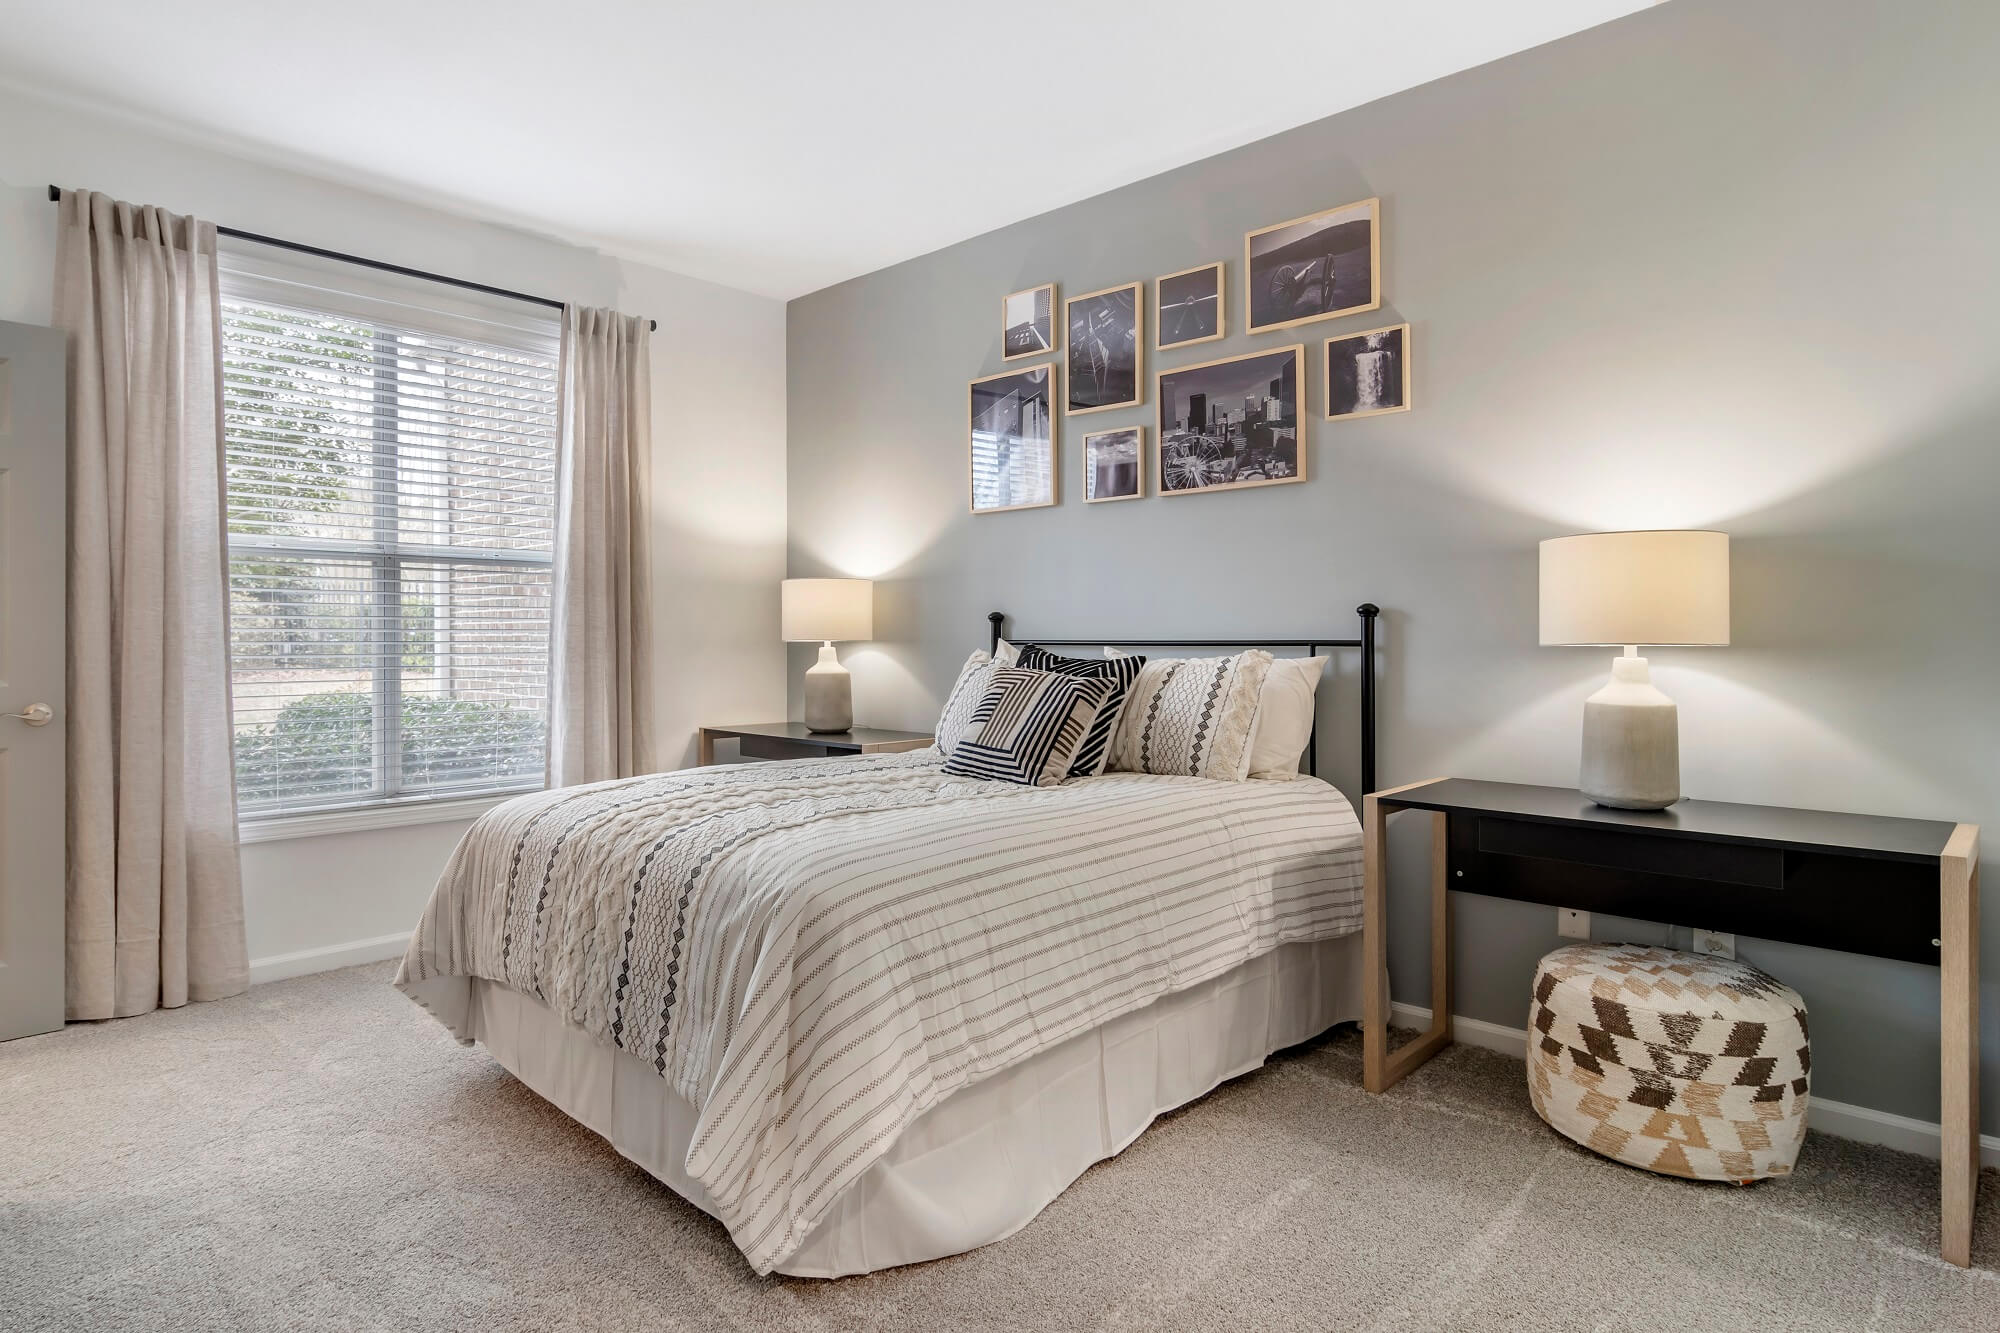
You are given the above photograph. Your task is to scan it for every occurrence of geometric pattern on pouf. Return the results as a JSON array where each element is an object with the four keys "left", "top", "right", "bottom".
[{"left": 1527, "top": 943, "right": 1811, "bottom": 1183}]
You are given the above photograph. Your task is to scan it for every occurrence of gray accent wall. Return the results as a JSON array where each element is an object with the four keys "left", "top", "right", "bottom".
[{"left": 787, "top": 0, "right": 2000, "bottom": 1130}]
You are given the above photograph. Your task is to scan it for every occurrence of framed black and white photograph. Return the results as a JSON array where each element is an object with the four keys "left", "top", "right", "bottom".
[
  {"left": 1244, "top": 197, "right": 1379, "bottom": 334},
  {"left": 969, "top": 363, "right": 1058, "bottom": 513},
  {"left": 1326, "top": 323, "right": 1410, "bottom": 420},
  {"left": 1155, "top": 344, "right": 1304, "bottom": 497},
  {"left": 1002, "top": 283, "right": 1056, "bottom": 360},
  {"left": 1082, "top": 427, "right": 1144, "bottom": 503},
  {"left": 1064, "top": 282, "right": 1142, "bottom": 415},
  {"left": 1156, "top": 262, "right": 1223, "bottom": 349}
]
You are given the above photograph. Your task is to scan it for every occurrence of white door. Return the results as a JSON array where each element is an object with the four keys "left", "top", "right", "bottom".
[{"left": 0, "top": 319, "right": 65, "bottom": 1040}]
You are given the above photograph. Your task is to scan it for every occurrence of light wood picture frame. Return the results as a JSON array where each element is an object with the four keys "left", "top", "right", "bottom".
[
  {"left": 968, "top": 363, "right": 1059, "bottom": 514},
  {"left": 1154, "top": 344, "right": 1305, "bottom": 497},
  {"left": 1064, "top": 281, "right": 1143, "bottom": 415},
  {"left": 1001, "top": 283, "right": 1057, "bottom": 361},
  {"left": 1244, "top": 197, "right": 1381, "bottom": 335},
  {"left": 1325, "top": 323, "right": 1411, "bottom": 421},
  {"left": 1082, "top": 427, "right": 1145, "bottom": 503},
  {"left": 1156, "top": 262, "right": 1224, "bottom": 350}
]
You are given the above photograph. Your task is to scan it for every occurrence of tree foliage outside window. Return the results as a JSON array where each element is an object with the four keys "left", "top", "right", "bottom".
[{"left": 219, "top": 291, "right": 557, "bottom": 817}]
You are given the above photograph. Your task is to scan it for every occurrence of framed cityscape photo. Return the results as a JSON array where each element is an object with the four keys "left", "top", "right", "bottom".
[
  {"left": 1082, "top": 427, "right": 1144, "bottom": 503},
  {"left": 1155, "top": 344, "right": 1304, "bottom": 497},
  {"left": 1064, "top": 282, "right": 1142, "bottom": 415},
  {"left": 1326, "top": 323, "right": 1410, "bottom": 421},
  {"left": 1244, "top": 197, "right": 1380, "bottom": 335},
  {"left": 1002, "top": 283, "right": 1057, "bottom": 360},
  {"left": 969, "top": 363, "right": 1059, "bottom": 513},
  {"left": 1156, "top": 262, "right": 1224, "bottom": 350}
]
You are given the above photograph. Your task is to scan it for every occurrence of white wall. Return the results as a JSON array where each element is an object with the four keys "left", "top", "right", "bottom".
[{"left": 0, "top": 85, "right": 789, "bottom": 974}]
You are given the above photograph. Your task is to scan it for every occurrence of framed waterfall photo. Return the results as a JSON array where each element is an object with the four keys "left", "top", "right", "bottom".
[
  {"left": 1325, "top": 323, "right": 1410, "bottom": 420},
  {"left": 969, "top": 363, "right": 1059, "bottom": 513}
]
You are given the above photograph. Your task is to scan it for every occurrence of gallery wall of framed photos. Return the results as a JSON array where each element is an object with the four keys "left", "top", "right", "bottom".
[{"left": 972, "top": 196, "right": 1410, "bottom": 514}]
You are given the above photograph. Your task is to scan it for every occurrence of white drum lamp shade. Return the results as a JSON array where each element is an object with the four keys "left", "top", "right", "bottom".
[
  {"left": 1539, "top": 532, "right": 1730, "bottom": 809},
  {"left": 1540, "top": 531, "right": 1731, "bottom": 649},
  {"left": 781, "top": 579, "right": 873, "bottom": 733},
  {"left": 781, "top": 578, "right": 874, "bottom": 644}
]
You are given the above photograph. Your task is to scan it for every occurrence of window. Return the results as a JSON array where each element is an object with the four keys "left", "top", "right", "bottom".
[{"left": 220, "top": 247, "right": 562, "bottom": 820}]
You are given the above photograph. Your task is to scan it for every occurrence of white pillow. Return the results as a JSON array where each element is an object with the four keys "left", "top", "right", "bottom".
[
  {"left": 934, "top": 651, "right": 995, "bottom": 759},
  {"left": 1245, "top": 656, "right": 1327, "bottom": 780}
]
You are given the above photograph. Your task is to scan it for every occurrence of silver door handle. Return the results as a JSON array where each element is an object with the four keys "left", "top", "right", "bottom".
[{"left": 4, "top": 703, "right": 52, "bottom": 727}]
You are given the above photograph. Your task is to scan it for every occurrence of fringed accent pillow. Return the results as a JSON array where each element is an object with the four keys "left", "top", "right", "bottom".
[
  {"left": 941, "top": 667, "right": 1119, "bottom": 787},
  {"left": 1106, "top": 649, "right": 1273, "bottom": 781},
  {"left": 1014, "top": 644, "right": 1145, "bottom": 777}
]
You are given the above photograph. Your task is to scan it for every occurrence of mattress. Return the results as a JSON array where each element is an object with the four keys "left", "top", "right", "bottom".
[
  {"left": 398, "top": 750, "right": 1365, "bottom": 1273},
  {"left": 464, "top": 932, "right": 1365, "bottom": 1277}
]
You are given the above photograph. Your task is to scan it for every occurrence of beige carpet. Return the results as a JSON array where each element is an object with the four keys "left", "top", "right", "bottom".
[{"left": 4, "top": 962, "right": 1997, "bottom": 1332}]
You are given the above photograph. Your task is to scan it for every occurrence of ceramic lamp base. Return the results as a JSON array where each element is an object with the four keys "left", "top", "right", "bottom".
[
  {"left": 1579, "top": 652, "right": 1680, "bottom": 810},
  {"left": 803, "top": 642, "right": 853, "bottom": 733}
]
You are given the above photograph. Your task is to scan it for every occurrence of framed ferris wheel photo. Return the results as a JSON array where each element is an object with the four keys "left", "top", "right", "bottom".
[{"left": 1154, "top": 343, "right": 1304, "bottom": 498}]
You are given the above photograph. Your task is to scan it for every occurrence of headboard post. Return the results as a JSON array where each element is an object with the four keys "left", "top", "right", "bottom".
[
  {"left": 1357, "top": 603, "right": 1380, "bottom": 796},
  {"left": 987, "top": 611, "right": 1005, "bottom": 655}
]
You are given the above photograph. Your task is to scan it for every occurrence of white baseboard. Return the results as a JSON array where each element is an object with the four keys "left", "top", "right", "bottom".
[
  {"left": 1390, "top": 1001, "right": 2000, "bottom": 1170},
  {"left": 248, "top": 931, "right": 410, "bottom": 986}
]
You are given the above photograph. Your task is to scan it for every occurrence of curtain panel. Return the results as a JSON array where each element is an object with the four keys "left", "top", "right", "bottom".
[
  {"left": 54, "top": 188, "right": 247, "bottom": 1019},
  {"left": 549, "top": 307, "right": 655, "bottom": 786}
]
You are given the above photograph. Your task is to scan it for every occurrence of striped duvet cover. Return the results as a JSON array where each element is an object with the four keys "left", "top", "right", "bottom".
[{"left": 395, "top": 749, "right": 1364, "bottom": 1274}]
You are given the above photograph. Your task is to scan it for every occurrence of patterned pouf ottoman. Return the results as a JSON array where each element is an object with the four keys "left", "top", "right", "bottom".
[{"left": 1527, "top": 943, "right": 1810, "bottom": 1182}]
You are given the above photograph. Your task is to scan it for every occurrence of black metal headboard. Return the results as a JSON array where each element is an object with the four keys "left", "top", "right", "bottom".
[{"left": 986, "top": 604, "right": 1380, "bottom": 795}]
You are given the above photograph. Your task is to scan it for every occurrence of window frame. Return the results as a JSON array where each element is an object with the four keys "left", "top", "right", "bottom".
[{"left": 219, "top": 247, "right": 562, "bottom": 831}]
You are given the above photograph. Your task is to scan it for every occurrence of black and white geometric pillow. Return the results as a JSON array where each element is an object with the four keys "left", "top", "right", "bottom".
[
  {"left": 1014, "top": 645, "right": 1145, "bottom": 777},
  {"left": 940, "top": 667, "right": 1119, "bottom": 787}
]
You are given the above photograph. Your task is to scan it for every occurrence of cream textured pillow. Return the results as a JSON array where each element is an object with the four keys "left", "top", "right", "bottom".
[
  {"left": 934, "top": 651, "right": 996, "bottom": 759},
  {"left": 1245, "top": 656, "right": 1327, "bottom": 780},
  {"left": 1105, "top": 648, "right": 1273, "bottom": 780}
]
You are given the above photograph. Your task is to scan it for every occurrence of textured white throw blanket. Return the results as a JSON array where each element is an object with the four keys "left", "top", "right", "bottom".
[{"left": 396, "top": 751, "right": 1363, "bottom": 1273}]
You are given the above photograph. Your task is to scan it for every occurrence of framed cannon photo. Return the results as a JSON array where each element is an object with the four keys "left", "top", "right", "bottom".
[{"left": 1244, "top": 197, "right": 1380, "bottom": 334}]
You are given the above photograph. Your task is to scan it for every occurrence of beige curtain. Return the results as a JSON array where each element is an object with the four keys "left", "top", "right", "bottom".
[
  {"left": 55, "top": 189, "right": 247, "bottom": 1019},
  {"left": 549, "top": 307, "right": 655, "bottom": 786}
]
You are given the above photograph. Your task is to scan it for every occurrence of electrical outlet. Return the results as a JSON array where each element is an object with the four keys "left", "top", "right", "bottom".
[
  {"left": 1692, "top": 929, "right": 1736, "bottom": 960},
  {"left": 1557, "top": 908, "right": 1590, "bottom": 940}
]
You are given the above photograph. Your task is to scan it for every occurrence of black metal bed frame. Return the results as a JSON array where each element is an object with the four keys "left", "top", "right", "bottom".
[{"left": 986, "top": 604, "right": 1381, "bottom": 795}]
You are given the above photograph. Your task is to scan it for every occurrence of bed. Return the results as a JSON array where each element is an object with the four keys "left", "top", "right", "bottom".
[{"left": 396, "top": 607, "right": 1383, "bottom": 1277}]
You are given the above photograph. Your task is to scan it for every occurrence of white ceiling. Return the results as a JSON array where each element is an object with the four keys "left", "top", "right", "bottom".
[{"left": 0, "top": 0, "right": 1648, "bottom": 300}]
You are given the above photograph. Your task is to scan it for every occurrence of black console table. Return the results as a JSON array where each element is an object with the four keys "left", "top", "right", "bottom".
[{"left": 1360, "top": 778, "right": 1982, "bottom": 1266}]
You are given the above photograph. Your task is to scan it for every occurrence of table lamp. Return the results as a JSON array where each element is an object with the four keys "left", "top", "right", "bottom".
[
  {"left": 782, "top": 578, "right": 874, "bottom": 733},
  {"left": 1539, "top": 531, "right": 1730, "bottom": 809}
]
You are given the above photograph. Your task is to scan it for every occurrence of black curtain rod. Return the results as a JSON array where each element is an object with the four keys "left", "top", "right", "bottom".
[{"left": 48, "top": 185, "right": 657, "bottom": 332}]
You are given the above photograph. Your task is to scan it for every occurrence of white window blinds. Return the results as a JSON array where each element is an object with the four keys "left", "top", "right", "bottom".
[{"left": 219, "top": 245, "right": 562, "bottom": 819}]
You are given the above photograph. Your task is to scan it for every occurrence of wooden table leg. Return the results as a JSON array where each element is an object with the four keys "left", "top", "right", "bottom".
[
  {"left": 1363, "top": 782, "right": 1453, "bottom": 1094},
  {"left": 1940, "top": 823, "right": 1981, "bottom": 1267},
  {"left": 697, "top": 729, "right": 717, "bottom": 767}
]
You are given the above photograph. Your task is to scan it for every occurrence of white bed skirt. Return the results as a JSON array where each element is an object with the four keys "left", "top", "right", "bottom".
[{"left": 463, "top": 931, "right": 1365, "bottom": 1277}]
